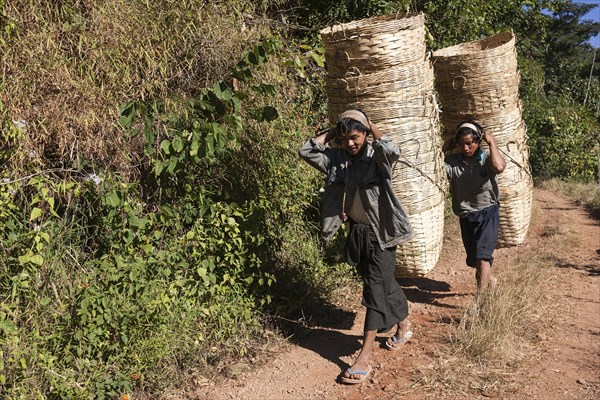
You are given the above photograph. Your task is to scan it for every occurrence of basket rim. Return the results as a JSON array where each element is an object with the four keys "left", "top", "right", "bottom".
[
  {"left": 320, "top": 12, "right": 425, "bottom": 41},
  {"left": 432, "top": 31, "right": 515, "bottom": 59}
]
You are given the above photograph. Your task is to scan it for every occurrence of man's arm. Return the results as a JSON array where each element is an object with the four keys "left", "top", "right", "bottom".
[
  {"left": 370, "top": 119, "right": 384, "bottom": 140},
  {"left": 483, "top": 131, "right": 506, "bottom": 174},
  {"left": 312, "top": 126, "right": 337, "bottom": 146},
  {"left": 298, "top": 127, "right": 337, "bottom": 174},
  {"left": 442, "top": 137, "right": 456, "bottom": 153}
]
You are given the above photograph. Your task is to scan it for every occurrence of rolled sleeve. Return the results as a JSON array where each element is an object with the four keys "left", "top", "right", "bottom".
[
  {"left": 371, "top": 135, "right": 400, "bottom": 177},
  {"left": 298, "top": 138, "right": 330, "bottom": 174}
]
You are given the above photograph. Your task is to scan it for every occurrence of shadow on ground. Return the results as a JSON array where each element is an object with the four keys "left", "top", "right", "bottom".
[
  {"left": 398, "top": 277, "right": 468, "bottom": 308},
  {"left": 276, "top": 302, "right": 362, "bottom": 371}
]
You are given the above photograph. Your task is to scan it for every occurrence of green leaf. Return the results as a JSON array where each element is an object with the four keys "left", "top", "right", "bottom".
[
  {"left": 128, "top": 214, "right": 140, "bottom": 227},
  {"left": 0, "top": 319, "right": 17, "bottom": 334},
  {"left": 154, "top": 160, "right": 165, "bottom": 176},
  {"left": 256, "top": 45, "right": 266, "bottom": 61},
  {"left": 160, "top": 139, "right": 171, "bottom": 155},
  {"left": 309, "top": 51, "right": 325, "bottom": 67},
  {"left": 247, "top": 51, "right": 258, "bottom": 65},
  {"left": 29, "top": 254, "right": 44, "bottom": 266},
  {"left": 213, "top": 80, "right": 223, "bottom": 97},
  {"left": 167, "top": 157, "right": 178, "bottom": 174},
  {"left": 231, "top": 96, "right": 241, "bottom": 112},
  {"left": 206, "top": 135, "right": 214, "bottom": 156},
  {"left": 119, "top": 101, "right": 136, "bottom": 129},
  {"left": 105, "top": 191, "right": 121, "bottom": 207},
  {"left": 254, "top": 106, "right": 279, "bottom": 122},
  {"left": 172, "top": 136, "right": 184, "bottom": 153},
  {"left": 190, "top": 138, "right": 199, "bottom": 156},
  {"left": 39, "top": 231, "right": 50, "bottom": 243},
  {"left": 30, "top": 207, "right": 42, "bottom": 221}
]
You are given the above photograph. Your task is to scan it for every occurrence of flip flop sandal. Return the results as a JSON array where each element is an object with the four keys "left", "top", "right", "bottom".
[
  {"left": 340, "top": 365, "right": 372, "bottom": 384},
  {"left": 385, "top": 330, "right": 413, "bottom": 350}
]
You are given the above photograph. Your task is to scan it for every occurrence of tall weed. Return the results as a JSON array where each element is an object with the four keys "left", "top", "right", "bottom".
[{"left": 450, "top": 252, "right": 550, "bottom": 365}]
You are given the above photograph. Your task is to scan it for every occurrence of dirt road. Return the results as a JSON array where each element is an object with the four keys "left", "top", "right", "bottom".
[{"left": 194, "top": 188, "right": 600, "bottom": 400}]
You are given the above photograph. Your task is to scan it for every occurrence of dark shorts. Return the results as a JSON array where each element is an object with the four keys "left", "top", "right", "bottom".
[
  {"left": 459, "top": 204, "right": 499, "bottom": 268},
  {"left": 345, "top": 222, "right": 409, "bottom": 333}
]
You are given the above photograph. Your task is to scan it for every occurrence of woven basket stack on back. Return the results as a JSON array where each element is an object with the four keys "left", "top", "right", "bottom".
[
  {"left": 432, "top": 31, "right": 533, "bottom": 247},
  {"left": 321, "top": 13, "right": 446, "bottom": 277}
]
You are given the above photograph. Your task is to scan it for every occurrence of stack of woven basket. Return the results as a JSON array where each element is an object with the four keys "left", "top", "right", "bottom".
[
  {"left": 320, "top": 13, "right": 446, "bottom": 277},
  {"left": 432, "top": 31, "right": 533, "bottom": 247}
]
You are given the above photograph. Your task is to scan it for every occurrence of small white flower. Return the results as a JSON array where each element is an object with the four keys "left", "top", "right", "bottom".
[
  {"left": 28, "top": 150, "right": 36, "bottom": 158},
  {"left": 85, "top": 173, "right": 102, "bottom": 185},
  {"left": 33, "top": 224, "right": 41, "bottom": 232},
  {"left": 319, "top": 187, "right": 325, "bottom": 193},
  {"left": 12, "top": 120, "right": 26, "bottom": 130}
]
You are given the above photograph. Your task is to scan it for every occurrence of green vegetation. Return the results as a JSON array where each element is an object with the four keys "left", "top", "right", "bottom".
[{"left": 1, "top": 0, "right": 598, "bottom": 398}]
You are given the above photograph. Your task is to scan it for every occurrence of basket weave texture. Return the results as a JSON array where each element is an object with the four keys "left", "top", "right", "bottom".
[
  {"left": 321, "top": 13, "right": 446, "bottom": 277},
  {"left": 432, "top": 31, "right": 533, "bottom": 247}
]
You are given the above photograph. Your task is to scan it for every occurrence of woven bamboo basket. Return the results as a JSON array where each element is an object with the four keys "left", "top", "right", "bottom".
[
  {"left": 321, "top": 13, "right": 425, "bottom": 43},
  {"left": 441, "top": 103, "right": 526, "bottom": 145},
  {"left": 435, "top": 73, "right": 521, "bottom": 115},
  {"left": 326, "top": 59, "right": 434, "bottom": 93},
  {"left": 432, "top": 31, "right": 516, "bottom": 65},
  {"left": 321, "top": 13, "right": 446, "bottom": 277},
  {"left": 433, "top": 47, "right": 518, "bottom": 79},
  {"left": 327, "top": 92, "right": 438, "bottom": 123},
  {"left": 381, "top": 116, "right": 438, "bottom": 137},
  {"left": 433, "top": 31, "right": 532, "bottom": 247},
  {"left": 394, "top": 201, "right": 445, "bottom": 277},
  {"left": 391, "top": 162, "right": 446, "bottom": 214},
  {"left": 497, "top": 172, "right": 533, "bottom": 247},
  {"left": 326, "top": 67, "right": 433, "bottom": 101},
  {"left": 321, "top": 13, "right": 427, "bottom": 77},
  {"left": 496, "top": 140, "right": 532, "bottom": 184}
]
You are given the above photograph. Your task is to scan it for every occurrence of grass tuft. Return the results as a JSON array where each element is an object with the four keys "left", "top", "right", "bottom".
[
  {"left": 539, "top": 178, "right": 600, "bottom": 213},
  {"left": 450, "top": 251, "right": 551, "bottom": 366}
]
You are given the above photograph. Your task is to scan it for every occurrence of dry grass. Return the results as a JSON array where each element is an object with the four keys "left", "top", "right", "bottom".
[
  {"left": 413, "top": 189, "right": 593, "bottom": 397},
  {"left": 450, "top": 251, "right": 550, "bottom": 366},
  {"left": 540, "top": 178, "right": 600, "bottom": 212},
  {"left": 1, "top": 0, "right": 273, "bottom": 171},
  {"left": 412, "top": 249, "right": 554, "bottom": 397},
  {"left": 412, "top": 200, "right": 565, "bottom": 396}
]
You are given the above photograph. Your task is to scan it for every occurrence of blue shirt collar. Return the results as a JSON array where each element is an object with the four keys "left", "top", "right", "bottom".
[{"left": 461, "top": 147, "right": 483, "bottom": 162}]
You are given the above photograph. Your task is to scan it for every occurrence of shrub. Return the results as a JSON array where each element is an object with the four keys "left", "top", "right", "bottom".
[{"left": 523, "top": 93, "right": 599, "bottom": 182}]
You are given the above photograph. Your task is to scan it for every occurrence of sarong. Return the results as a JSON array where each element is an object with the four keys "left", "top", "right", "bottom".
[{"left": 345, "top": 222, "right": 409, "bottom": 332}]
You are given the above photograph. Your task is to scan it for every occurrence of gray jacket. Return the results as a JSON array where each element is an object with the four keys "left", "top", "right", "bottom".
[{"left": 298, "top": 136, "right": 414, "bottom": 249}]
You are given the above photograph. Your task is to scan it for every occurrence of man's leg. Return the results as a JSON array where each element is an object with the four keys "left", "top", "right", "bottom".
[
  {"left": 475, "top": 259, "right": 497, "bottom": 291},
  {"left": 390, "top": 317, "right": 412, "bottom": 343},
  {"left": 343, "top": 329, "right": 377, "bottom": 379}
]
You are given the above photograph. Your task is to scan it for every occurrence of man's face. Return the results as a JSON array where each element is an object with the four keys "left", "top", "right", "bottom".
[
  {"left": 457, "top": 133, "right": 479, "bottom": 158},
  {"left": 339, "top": 129, "right": 367, "bottom": 156}
]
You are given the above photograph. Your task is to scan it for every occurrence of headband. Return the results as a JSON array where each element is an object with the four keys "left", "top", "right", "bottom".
[
  {"left": 457, "top": 122, "right": 480, "bottom": 133},
  {"left": 338, "top": 110, "right": 370, "bottom": 129}
]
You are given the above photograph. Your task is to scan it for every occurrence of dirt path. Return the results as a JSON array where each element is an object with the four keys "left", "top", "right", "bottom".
[{"left": 194, "top": 188, "right": 600, "bottom": 400}]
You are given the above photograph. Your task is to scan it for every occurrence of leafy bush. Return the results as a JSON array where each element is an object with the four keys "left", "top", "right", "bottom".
[
  {"left": 523, "top": 93, "right": 599, "bottom": 182},
  {"left": 0, "top": 14, "right": 333, "bottom": 397}
]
